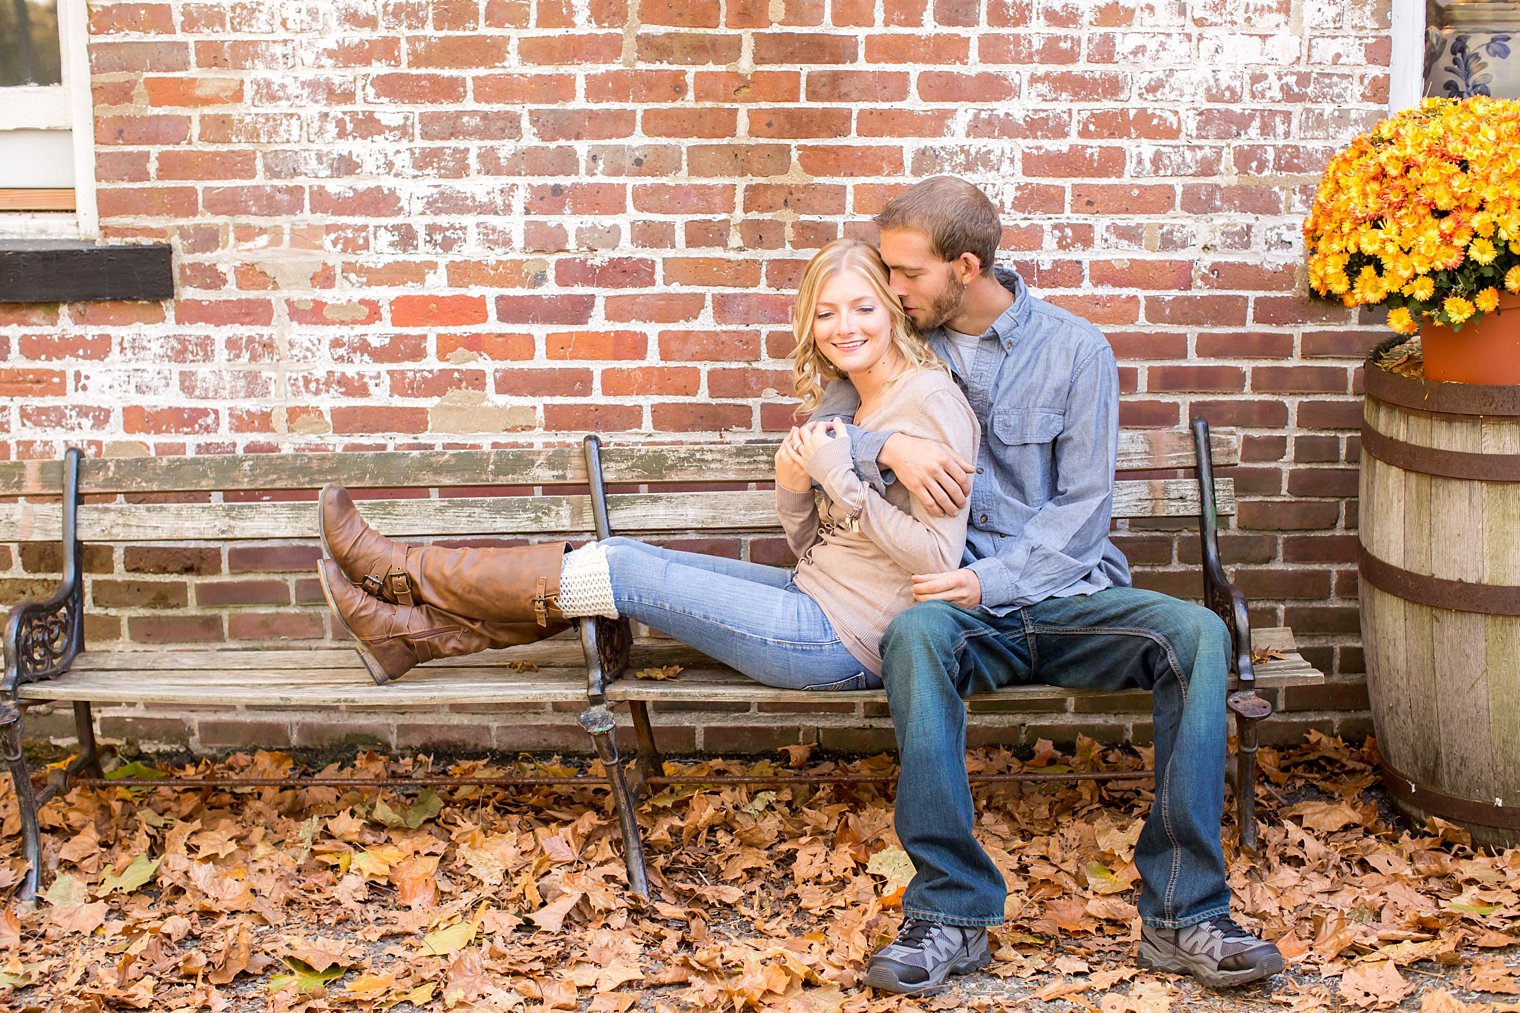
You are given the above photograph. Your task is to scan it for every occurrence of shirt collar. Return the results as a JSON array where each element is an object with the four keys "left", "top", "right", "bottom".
[{"left": 924, "top": 266, "right": 1030, "bottom": 355}]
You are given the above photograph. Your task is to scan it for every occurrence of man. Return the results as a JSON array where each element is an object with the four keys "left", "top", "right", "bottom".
[{"left": 814, "top": 177, "right": 1283, "bottom": 994}]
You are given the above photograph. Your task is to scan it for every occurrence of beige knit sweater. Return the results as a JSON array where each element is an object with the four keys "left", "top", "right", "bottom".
[{"left": 775, "top": 368, "right": 979, "bottom": 675}]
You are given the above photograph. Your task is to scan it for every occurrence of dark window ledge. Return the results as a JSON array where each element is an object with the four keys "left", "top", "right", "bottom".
[{"left": 0, "top": 241, "right": 174, "bottom": 303}]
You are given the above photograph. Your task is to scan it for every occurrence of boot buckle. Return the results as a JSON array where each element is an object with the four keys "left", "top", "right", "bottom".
[
  {"left": 531, "top": 576, "right": 556, "bottom": 628},
  {"left": 362, "top": 567, "right": 415, "bottom": 607}
]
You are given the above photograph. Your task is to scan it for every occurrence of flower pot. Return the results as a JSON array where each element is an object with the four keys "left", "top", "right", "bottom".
[
  {"left": 1425, "top": 2, "right": 1520, "bottom": 101},
  {"left": 1420, "top": 293, "right": 1520, "bottom": 384},
  {"left": 1359, "top": 349, "right": 1520, "bottom": 848}
]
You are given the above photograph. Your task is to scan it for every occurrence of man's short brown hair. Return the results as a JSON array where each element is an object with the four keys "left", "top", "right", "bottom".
[{"left": 874, "top": 176, "right": 1003, "bottom": 275}]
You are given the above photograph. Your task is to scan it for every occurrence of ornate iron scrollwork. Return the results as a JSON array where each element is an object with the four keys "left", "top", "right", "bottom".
[{"left": 12, "top": 599, "right": 79, "bottom": 686}]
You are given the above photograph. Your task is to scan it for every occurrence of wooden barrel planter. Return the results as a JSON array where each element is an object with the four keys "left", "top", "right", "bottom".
[{"left": 1360, "top": 350, "right": 1520, "bottom": 849}]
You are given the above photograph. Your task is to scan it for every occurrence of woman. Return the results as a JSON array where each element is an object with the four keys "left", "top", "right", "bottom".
[{"left": 317, "top": 239, "right": 979, "bottom": 688}]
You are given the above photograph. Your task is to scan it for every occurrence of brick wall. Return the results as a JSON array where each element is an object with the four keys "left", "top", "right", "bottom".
[{"left": 2, "top": 0, "right": 1394, "bottom": 753}]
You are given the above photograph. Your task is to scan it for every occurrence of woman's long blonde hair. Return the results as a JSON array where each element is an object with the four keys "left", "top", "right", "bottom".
[{"left": 790, "top": 238, "right": 948, "bottom": 415}]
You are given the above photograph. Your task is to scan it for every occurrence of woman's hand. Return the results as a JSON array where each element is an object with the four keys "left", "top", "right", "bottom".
[
  {"left": 775, "top": 426, "right": 811, "bottom": 492},
  {"left": 796, "top": 419, "right": 850, "bottom": 471}
]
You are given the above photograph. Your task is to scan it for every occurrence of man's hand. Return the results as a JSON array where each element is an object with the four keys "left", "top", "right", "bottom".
[
  {"left": 912, "top": 568, "right": 982, "bottom": 608},
  {"left": 881, "top": 433, "right": 975, "bottom": 517}
]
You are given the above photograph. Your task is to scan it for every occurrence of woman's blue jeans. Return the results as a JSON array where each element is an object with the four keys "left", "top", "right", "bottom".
[
  {"left": 879, "top": 587, "right": 1232, "bottom": 929},
  {"left": 601, "top": 537, "right": 879, "bottom": 691}
]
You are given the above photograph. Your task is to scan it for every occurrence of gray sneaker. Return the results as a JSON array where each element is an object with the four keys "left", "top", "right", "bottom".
[
  {"left": 864, "top": 918, "right": 991, "bottom": 994},
  {"left": 1138, "top": 915, "right": 1284, "bottom": 987}
]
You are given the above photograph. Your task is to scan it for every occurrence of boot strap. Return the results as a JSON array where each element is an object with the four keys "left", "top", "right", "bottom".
[
  {"left": 362, "top": 567, "right": 415, "bottom": 607},
  {"left": 531, "top": 576, "right": 557, "bottom": 628}
]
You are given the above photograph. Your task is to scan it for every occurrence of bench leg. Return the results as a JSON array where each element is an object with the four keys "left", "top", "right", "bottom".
[
  {"left": 578, "top": 703, "right": 650, "bottom": 898},
  {"left": 1235, "top": 720, "right": 1260, "bottom": 850},
  {"left": 73, "top": 701, "right": 103, "bottom": 779},
  {"left": 628, "top": 700, "right": 659, "bottom": 797},
  {"left": 1, "top": 703, "right": 44, "bottom": 906}
]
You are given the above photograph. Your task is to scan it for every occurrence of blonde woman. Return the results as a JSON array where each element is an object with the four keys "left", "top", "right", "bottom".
[{"left": 317, "top": 239, "right": 979, "bottom": 688}]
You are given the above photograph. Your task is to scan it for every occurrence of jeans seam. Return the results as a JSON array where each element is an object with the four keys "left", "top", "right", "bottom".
[
  {"left": 620, "top": 593, "right": 845, "bottom": 650},
  {"left": 1142, "top": 904, "right": 1231, "bottom": 931},
  {"left": 1028, "top": 620, "right": 1192, "bottom": 921},
  {"left": 900, "top": 905, "right": 1002, "bottom": 929}
]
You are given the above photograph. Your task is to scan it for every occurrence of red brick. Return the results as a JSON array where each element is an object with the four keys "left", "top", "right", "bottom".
[
  {"left": 1252, "top": 366, "right": 1349, "bottom": 395},
  {"left": 227, "top": 545, "right": 320, "bottom": 573},
  {"left": 642, "top": 107, "right": 739, "bottom": 139},
  {"left": 585, "top": 70, "right": 687, "bottom": 103},
  {"left": 445, "top": 260, "right": 546, "bottom": 289},
  {"left": 330, "top": 334, "right": 427, "bottom": 364},
  {"left": 965, "top": 109, "right": 1070, "bottom": 140},
  {"left": 709, "top": 367, "right": 793, "bottom": 398},
  {"left": 796, "top": 145, "right": 903, "bottom": 177},
  {"left": 545, "top": 330, "right": 648, "bottom": 360},
  {"left": 1301, "top": 330, "right": 1379, "bottom": 359},
  {"left": 727, "top": 0, "right": 821, "bottom": 25},
  {"left": 19, "top": 334, "right": 112, "bottom": 361},
  {"left": 405, "top": 36, "right": 509, "bottom": 67},
  {"left": 1148, "top": 366, "right": 1245, "bottom": 393},
  {"left": 230, "top": 612, "right": 326, "bottom": 641},
  {"left": 864, "top": 34, "right": 969, "bottom": 63},
  {"left": 389, "top": 368, "right": 487, "bottom": 398},
  {"left": 603, "top": 367, "right": 701, "bottom": 396},
  {"left": 695, "top": 71, "right": 801, "bottom": 103},
  {"left": 714, "top": 293, "right": 793, "bottom": 324},
  {"left": 754, "top": 32, "right": 857, "bottom": 63},
  {"left": 154, "top": 150, "right": 256, "bottom": 181},
  {"left": 1181, "top": 184, "right": 1283, "bottom": 216},
  {"left": 128, "top": 615, "right": 223, "bottom": 644},
  {"left": 918, "top": 71, "right": 1017, "bottom": 102},
  {"left": 1046, "top": 294, "right": 1139, "bottom": 325},
  {"left": 495, "top": 368, "right": 592, "bottom": 397},
  {"left": 331, "top": 406, "right": 430, "bottom": 434},
  {"left": 601, "top": 294, "right": 702, "bottom": 324},
  {"left": 688, "top": 143, "right": 794, "bottom": 178},
  {"left": 433, "top": 0, "right": 483, "bottom": 29},
  {"left": 530, "top": 108, "right": 635, "bottom": 142},
  {"left": 1104, "top": 331, "right": 1187, "bottom": 360},
  {"left": 543, "top": 404, "right": 643, "bottom": 432},
  {"left": 0, "top": 369, "right": 64, "bottom": 397},
  {"left": 639, "top": 0, "right": 720, "bottom": 26},
  {"left": 659, "top": 330, "right": 761, "bottom": 361},
  {"left": 518, "top": 34, "right": 623, "bottom": 64},
  {"left": 1024, "top": 145, "right": 1125, "bottom": 178},
  {"left": 1078, "top": 108, "right": 1180, "bottom": 139},
  {"left": 94, "top": 113, "right": 190, "bottom": 146},
  {"left": 652, "top": 403, "right": 752, "bottom": 432},
  {"left": 1071, "top": 184, "right": 1175, "bottom": 215},
  {"left": 1254, "top": 297, "right": 1354, "bottom": 327},
  {"left": 199, "top": 112, "right": 303, "bottom": 144},
  {"left": 1195, "top": 332, "right": 1295, "bottom": 359},
  {"left": 474, "top": 73, "right": 576, "bottom": 104},
  {"left": 1090, "top": 259, "right": 1192, "bottom": 290},
  {"left": 1297, "top": 400, "right": 1363, "bottom": 430},
  {"left": 749, "top": 106, "right": 852, "bottom": 139},
  {"left": 637, "top": 33, "right": 743, "bottom": 64},
  {"left": 495, "top": 295, "right": 595, "bottom": 325},
  {"left": 860, "top": 108, "right": 956, "bottom": 137},
  {"left": 366, "top": 73, "right": 468, "bottom": 104},
  {"left": 663, "top": 258, "right": 763, "bottom": 288},
  {"left": 91, "top": 3, "right": 174, "bottom": 33},
  {"left": 177, "top": 299, "right": 274, "bottom": 326},
  {"left": 197, "top": 579, "right": 291, "bottom": 606},
  {"left": 419, "top": 110, "right": 521, "bottom": 141},
  {"left": 201, "top": 185, "right": 305, "bottom": 216},
  {"left": 142, "top": 76, "right": 243, "bottom": 107},
  {"left": 123, "top": 406, "right": 218, "bottom": 434},
  {"left": 1188, "top": 399, "right": 1288, "bottom": 428},
  {"left": 1198, "top": 261, "right": 1297, "bottom": 292},
  {"left": 1145, "top": 295, "right": 1248, "bottom": 327},
  {"left": 980, "top": 32, "right": 1080, "bottom": 64},
  {"left": 1027, "top": 71, "right": 1128, "bottom": 101},
  {"left": 1287, "top": 468, "right": 1358, "bottom": 498},
  {"left": 1237, "top": 500, "right": 1340, "bottom": 532}
]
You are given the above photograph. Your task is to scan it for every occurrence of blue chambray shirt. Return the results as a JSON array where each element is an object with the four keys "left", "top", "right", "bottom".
[{"left": 816, "top": 267, "right": 1132, "bottom": 614}]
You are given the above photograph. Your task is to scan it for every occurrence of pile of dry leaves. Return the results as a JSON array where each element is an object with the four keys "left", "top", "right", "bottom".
[{"left": 4, "top": 731, "right": 1517, "bottom": 1012}]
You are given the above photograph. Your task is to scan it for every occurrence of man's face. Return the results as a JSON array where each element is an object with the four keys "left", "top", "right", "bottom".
[{"left": 878, "top": 227, "right": 967, "bottom": 332}]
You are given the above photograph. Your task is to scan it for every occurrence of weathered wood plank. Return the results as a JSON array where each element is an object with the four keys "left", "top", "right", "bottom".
[
  {"left": 0, "top": 430, "right": 1239, "bottom": 496},
  {"left": 4, "top": 479, "right": 1235, "bottom": 542}
]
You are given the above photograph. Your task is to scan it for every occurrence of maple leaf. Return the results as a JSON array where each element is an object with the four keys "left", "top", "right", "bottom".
[
  {"left": 281, "top": 935, "right": 362, "bottom": 973},
  {"left": 1250, "top": 645, "right": 1289, "bottom": 663},
  {"left": 633, "top": 665, "right": 683, "bottom": 680},
  {"left": 1469, "top": 956, "right": 1520, "bottom": 995},
  {"left": 1339, "top": 960, "right": 1415, "bottom": 1009},
  {"left": 99, "top": 853, "right": 161, "bottom": 895}
]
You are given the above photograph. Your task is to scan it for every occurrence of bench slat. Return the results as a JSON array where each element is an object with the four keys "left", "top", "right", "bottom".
[
  {"left": 4, "top": 478, "right": 1235, "bottom": 542},
  {"left": 19, "top": 626, "right": 1318, "bottom": 708},
  {"left": 0, "top": 430, "right": 1240, "bottom": 496}
]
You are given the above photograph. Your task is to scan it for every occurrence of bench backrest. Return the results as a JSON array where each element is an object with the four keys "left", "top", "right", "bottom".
[{"left": 0, "top": 429, "right": 1237, "bottom": 544}]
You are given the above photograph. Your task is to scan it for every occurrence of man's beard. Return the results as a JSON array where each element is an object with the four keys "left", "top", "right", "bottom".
[{"left": 914, "top": 269, "right": 967, "bottom": 332}]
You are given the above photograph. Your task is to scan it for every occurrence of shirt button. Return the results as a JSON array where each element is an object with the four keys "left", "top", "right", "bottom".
[
  {"left": 979, "top": 513, "right": 988, "bottom": 523},
  {"left": 976, "top": 467, "right": 984, "bottom": 474}
]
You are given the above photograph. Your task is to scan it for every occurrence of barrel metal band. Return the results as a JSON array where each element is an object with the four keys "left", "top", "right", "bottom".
[
  {"left": 1365, "top": 353, "right": 1520, "bottom": 416},
  {"left": 1358, "top": 544, "right": 1520, "bottom": 615},
  {"left": 1360, "top": 423, "right": 1520, "bottom": 482},
  {"left": 1381, "top": 760, "right": 1520, "bottom": 830}
]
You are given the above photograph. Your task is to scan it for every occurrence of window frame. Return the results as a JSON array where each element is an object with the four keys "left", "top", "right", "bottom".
[
  {"left": 0, "top": 0, "right": 98, "bottom": 238},
  {"left": 1389, "top": 0, "right": 1427, "bottom": 113}
]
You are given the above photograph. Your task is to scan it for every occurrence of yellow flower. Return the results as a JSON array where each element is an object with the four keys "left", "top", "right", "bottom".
[
  {"left": 1445, "top": 296, "right": 1475, "bottom": 324},
  {"left": 1476, "top": 287, "right": 1501, "bottom": 313},
  {"left": 1387, "top": 306, "right": 1418, "bottom": 335},
  {"left": 1506, "top": 265, "right": 1520, "bottom": 293},
  {"left": 1470, "top": 237, "right": 1498, "bottom": 264},
  {"left": 1405, "top": 275, "right": 1436, "bottom": 301}
]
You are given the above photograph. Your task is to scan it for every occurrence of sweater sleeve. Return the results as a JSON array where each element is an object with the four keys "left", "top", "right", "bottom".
[
  {"left": 774, "top": 485, "right": 821, "bottom": 559},
  {"left": 804, "top": 379, "right": 977, "bottom": 576}
]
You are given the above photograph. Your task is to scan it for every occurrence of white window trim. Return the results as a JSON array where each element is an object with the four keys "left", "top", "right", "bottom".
[
  {"left": 1390, "top": 0, "right": 1427, "bottom": 113},
  {"left": 1, "top": 0, "right": 98, "bottom": 238}
]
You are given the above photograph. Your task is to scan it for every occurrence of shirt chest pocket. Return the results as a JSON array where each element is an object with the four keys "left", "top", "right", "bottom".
[
  {"left": 992, "top": 408, "right": 1063, "bottom": 446},
  {"left": 989, "top": 408, "right": 1064, "bottom": 503}
]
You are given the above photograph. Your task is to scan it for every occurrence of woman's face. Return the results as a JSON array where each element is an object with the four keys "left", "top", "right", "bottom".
[{"left": 810, "top": 268, "right": 897, "bottom": 379}]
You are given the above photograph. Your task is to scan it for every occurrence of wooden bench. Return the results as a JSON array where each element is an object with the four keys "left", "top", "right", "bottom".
[{"left": 1, "top": 420, "right": 1322, "bottom": 902}]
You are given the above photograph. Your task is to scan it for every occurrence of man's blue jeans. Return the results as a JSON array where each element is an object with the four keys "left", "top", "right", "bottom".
[
  {"left": 880, "top": 587, "right": 1232, "bottom": 929},
  {"left": 601, "top": 537, "right": 880, "bottom": 691}
]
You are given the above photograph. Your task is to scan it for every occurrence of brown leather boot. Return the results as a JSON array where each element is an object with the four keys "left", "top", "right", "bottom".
[
  {"left": 318, "top": 559, "right": 557, "bottom": 685},
  {"left": 318, "top": 483, "right": 571, "bottom": 635}
]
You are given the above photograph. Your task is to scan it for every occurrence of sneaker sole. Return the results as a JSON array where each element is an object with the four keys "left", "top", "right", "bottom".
[
  {"left": 1137, "top": 939, "right": 1284, "bottom": 988},
  {"left": 863, "top": 952, "right": 989, "bottom": 995},
  {"left": 317, "top": 561, "right": 395, "bottom": 686}
]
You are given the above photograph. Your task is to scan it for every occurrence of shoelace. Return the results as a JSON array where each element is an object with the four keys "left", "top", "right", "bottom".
[
  {"left": 894, "top": 918, "right": 938, "bottom": 948},
  {"left": 1202, "top": 915, "right": 1255, "bottom": 943}
]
